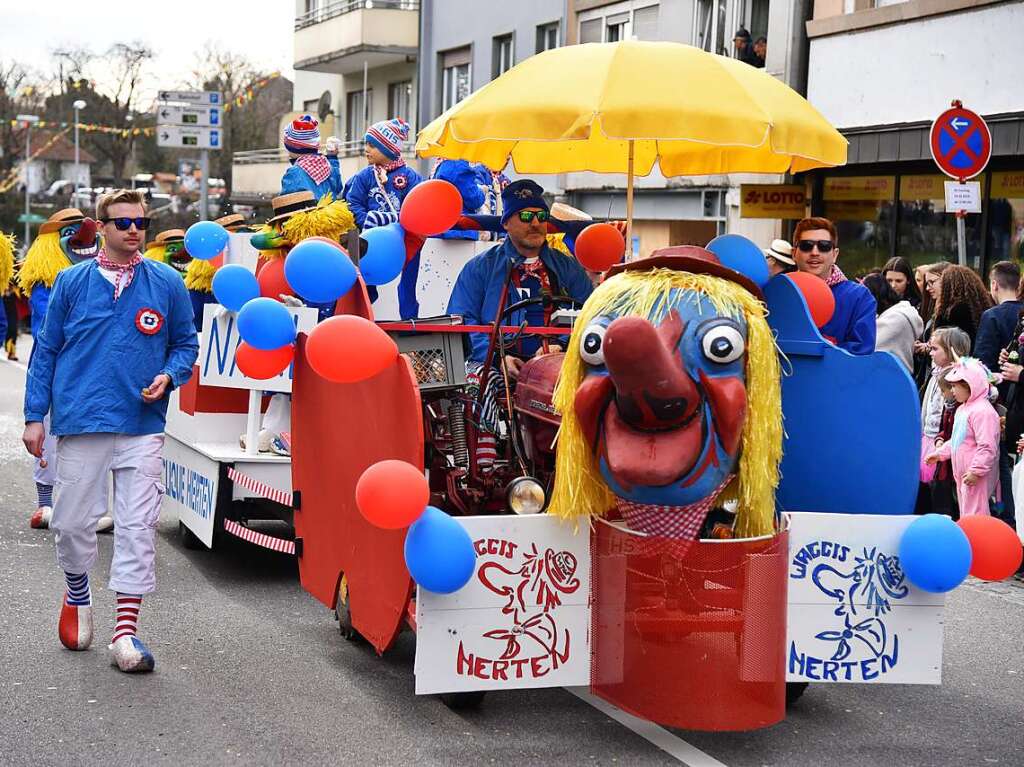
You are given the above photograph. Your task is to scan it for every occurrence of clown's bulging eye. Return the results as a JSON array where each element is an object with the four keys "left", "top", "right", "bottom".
[
  {"left": 579, "top": 323, "right": 607, "bottom": 366},
  {"left": 701, "top": 325, "right": 744, "bottom": 364}
]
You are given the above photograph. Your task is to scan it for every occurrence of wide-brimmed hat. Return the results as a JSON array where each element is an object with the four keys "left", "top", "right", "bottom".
[
  {"left": 763, "top": 238, "right": 795, "bottom": 266},
  {"left": 215, "top": 213, "right": 247, "bottom": 231},
  {"left": 39, "top": 208, "right": 85, "bottom": 235},
  {"left": 267, "top": 191, "right": 317, "bottom": 224},
  {"left": 608, "top": 245, "right": 763, "bottom": 300},
  {"left": 550, "top": 202, "right": 592, "bottom": 222},
  {"left": 145, "top": 229, "right": 185, "bottom": 250}
]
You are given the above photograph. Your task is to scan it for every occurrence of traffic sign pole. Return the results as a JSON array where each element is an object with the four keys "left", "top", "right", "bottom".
[
  {"left": 199, "top": 149, "right": 209, "bottom": 222},
  {"left": 155, "top": 90, "right": 221, "bottom": 222}
]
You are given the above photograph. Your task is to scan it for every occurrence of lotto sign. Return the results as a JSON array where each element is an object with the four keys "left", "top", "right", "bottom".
[
  {"left": 415, "top": 515, "right": 591, "bottom": 694},
  {"left": 740, "top": 184, "right": 807, "bottom": 219},
  {"left": 930, "top": 106, "right": 991, "bottom": 180}
]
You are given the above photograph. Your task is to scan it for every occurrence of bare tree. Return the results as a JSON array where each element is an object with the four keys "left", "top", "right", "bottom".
[
  {"left": 81, "top": 42, "right": 154, "bottom": 185},
  {"left": 188, "top": 44, "right": 291, "bottom": 197}
]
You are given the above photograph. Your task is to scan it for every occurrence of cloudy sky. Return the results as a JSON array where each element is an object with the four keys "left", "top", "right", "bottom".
[{"left": 3, "top": 1, "right": 297, "bottom": 105}]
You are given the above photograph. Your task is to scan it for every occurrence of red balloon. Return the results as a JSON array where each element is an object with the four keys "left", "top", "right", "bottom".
[
  {"left": 305, "top": 315, "right": 398, "bottom": 383},
  {"left": 575, "top": 223, "right": 625, "bottom": 272},
  {"left": 958, "top": 515, "right": 1023, "bottom": 581},
  {"left": 785, "top": 272, "right": 836, "bottom": 328},
  {"left": 399, "top": 179, "right": 462, "bottom": 237},
  {"left": 235, "top": 341, "right": 294, "bottom": 380},
  {"left": 356, "top": 460, "right": 429, "bottom": 529},
  {"left": 257, "top": 257, "right": 293, "bottom": 300}
]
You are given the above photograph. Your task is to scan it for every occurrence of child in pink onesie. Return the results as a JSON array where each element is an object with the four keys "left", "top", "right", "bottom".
[{"left": 926, "top": 358, "right": 1000, "bottom": 517}]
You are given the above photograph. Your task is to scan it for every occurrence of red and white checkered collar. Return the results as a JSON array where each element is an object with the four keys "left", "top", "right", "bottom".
[{"left": 617, "top": 475, "right": 734, "bottom": 540}]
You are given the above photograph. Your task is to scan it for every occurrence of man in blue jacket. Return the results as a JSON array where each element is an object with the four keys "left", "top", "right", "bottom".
[
  {"left": 22, "top": 189, "right": 199, "bottom": 673},
  {"left": 792, "top": 216, "right": 876, "bottom": 355},
  {"left": 447, "top": 179, "right": 594, "bottom": 469}
]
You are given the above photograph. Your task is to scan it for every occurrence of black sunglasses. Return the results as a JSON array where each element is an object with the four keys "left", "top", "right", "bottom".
[
  {"left": 101, "top": 216, "right": 151, "bottom": 231},
  {"left": 797, "top": 238, "right": 834, "bottom": 254},
  {"left": 517, "top": 210, "right": 550, "bottom": 224}
]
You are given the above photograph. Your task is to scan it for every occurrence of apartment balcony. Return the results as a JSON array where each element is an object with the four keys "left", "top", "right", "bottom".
[
  {"left": 294, "top": 0, "right": 420, "bottom": 75},
  {"left": 231, "top": 140, "right": 417, "bottom": 203}
]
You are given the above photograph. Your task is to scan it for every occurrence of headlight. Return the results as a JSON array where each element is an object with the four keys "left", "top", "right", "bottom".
[{"left": 507, "top": 476, "right": 546, "bottom": 515}]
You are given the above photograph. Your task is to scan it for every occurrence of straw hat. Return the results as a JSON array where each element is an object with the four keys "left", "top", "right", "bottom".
[
  {"left": 550, "top": 202, "right": 593, "bottom": 222},
  {"left": 215, "top": 213, "right": 247, "bottom": 231},
  {"left": 145, "top": 229, "right": 185, "bottom": 251},
  {"left": 267, "top": 191, "right": 317, "bottom": 224},
  {"left": 39, "top": 208, "right": 85, "bottom": 236},
  {"left": 763, "top": 238, "right": 795, "bottom": 266}
]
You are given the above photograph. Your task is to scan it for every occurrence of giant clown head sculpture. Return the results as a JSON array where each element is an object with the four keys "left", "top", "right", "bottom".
[{"left": 549, "top": 247, "right": 783, "bottom": 541}]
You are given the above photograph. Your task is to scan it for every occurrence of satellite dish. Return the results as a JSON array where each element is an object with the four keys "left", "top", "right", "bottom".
[{"left": 317, "top": 91, "right": 333, "bottom": 121}]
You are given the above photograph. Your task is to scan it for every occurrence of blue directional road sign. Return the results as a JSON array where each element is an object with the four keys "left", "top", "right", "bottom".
[{"left": 930, "top": 106, "right": 991, "bottom": 180}]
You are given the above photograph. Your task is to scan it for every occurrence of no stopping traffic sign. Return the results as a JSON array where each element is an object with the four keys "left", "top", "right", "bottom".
[{"left": 930, "top": 106, "right": 991, "bottom": 180}]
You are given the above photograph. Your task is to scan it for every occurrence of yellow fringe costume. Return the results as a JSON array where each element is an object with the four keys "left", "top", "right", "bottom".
[
  {"left": 254, "top": 195, "right": 356, "bottom": 265},
  {"left": 0, "top": 232, "right": 14, "bottom": 294},
  {"left": 548, "top": 268, "right": 783, "bottom": 539},
  {"left": 185, "top": 259, "right": 216, "bottom": 292},
  {"left": 17, "top": 232, "right": 71, "bottom": 295}
]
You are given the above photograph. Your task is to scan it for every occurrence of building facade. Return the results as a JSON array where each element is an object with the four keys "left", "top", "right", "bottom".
[{"left": 802, "top": 0, "right": 1024, "bottom": 276}]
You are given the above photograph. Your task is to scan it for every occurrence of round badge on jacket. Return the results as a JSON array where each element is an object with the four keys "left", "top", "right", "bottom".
[
  {"left": 393, "top": 175, "right": 408, "bottom": 190},
  {"left": 135, "top": 308, "right": 164, "bottom": 335}
]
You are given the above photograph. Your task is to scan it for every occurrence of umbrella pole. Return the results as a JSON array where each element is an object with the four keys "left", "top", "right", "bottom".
[{"left": 625, "top": 139, "right": 635, "bottom": 261}]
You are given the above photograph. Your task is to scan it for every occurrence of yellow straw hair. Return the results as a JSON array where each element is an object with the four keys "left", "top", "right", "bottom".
[
  {"left": 185, "top": 258, "right": 216, "bottom": 292},
  {"left": 144, "top": 245, "right": 167, "bottom": 264},
  {"left": 18, "top": 232, "right": 71, "bottom": 292},
  {"left": 281, "top": 194, "right": 355, "bottom": 244},
  {"left": 548, "top": 268, "right": 783, "bottom": 539},
  {"left": 0, "top": 231, "right": 14, "bottom": 291},
  {"left": 546, "top": 233, "right": 571, "bottom": 257}
]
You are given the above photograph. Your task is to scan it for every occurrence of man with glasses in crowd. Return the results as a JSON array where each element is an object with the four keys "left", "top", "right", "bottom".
[
  {"left": 448, "top": 179, "right": 594, "bottom": 470},
  {"left": 791, "top": 216, "right": 877, "bottom": 355},
  {"left": 22, "top": 189, "right": 198, "bottom": 673}
]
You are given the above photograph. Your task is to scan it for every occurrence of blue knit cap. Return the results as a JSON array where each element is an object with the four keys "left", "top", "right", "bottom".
[{"left": 501, "top": 179, "right": 548, "bottom": 224}]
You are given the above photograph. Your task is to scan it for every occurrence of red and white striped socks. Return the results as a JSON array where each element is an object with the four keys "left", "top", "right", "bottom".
[{"left": 112, "top": 594, "right": 142, "bottom": 643}]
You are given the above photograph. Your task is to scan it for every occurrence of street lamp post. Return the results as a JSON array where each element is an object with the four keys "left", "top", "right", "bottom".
[
  {"left": 16, "top": 114, "right": 40, "bottom": 249},
  {"left": 73, "top": 99, "right": 86, "bottom": 203}
]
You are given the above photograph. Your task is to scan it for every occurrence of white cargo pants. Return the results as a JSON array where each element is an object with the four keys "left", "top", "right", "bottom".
[{"left": 52, "top": 433, "right": 165, "bottom": 594}]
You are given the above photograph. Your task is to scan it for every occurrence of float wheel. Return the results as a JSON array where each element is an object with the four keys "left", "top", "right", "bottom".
[
  {"left": 786, "top": 682, "right": 809, "bottom": 706},
  {"left": 179, "top": 521, "right": 205, "bottom": 550},
  {"left": 439, "top": 691, "right": 486, "bottom": 710},
  {"left": 335, "top": 573, "right": 360, "bottom": 641}
]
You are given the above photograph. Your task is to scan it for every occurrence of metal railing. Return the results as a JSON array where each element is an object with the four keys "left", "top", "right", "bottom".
[
  {"left": 295, "top": 0, "right": 420, "bottom": 30},
  {"left": 233, "top": 140, "right": 417, "bottom": 164}
]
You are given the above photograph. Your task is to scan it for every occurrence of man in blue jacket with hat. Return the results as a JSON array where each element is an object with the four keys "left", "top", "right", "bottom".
[{"left": 447, "top": 179, "right": 594, "bottom": 469}]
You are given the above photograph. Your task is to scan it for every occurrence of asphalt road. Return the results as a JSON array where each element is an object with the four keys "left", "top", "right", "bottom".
[{"left": 1, "top": 338, "right": 1022, "bottom": 767}]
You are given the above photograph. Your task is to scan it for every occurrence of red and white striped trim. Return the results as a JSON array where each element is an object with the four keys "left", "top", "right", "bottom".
[
  {"left": 222, "top": 519, "right": 296, "bottom": 555},
  {"left": 227, "top": 467, "right": 292, "bottom": 507}
]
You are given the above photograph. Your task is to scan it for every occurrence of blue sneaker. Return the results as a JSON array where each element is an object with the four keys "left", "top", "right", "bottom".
[{"left": 108, "top": 635, "right": 155, "bottom": 673}]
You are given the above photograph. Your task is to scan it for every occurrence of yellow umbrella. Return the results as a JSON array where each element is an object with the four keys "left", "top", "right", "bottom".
[{"left": 416, "top": 41, "right": 847, "bottom": 248}]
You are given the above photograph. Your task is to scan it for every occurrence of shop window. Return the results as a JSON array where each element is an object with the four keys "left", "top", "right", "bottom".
[
  {"left": 897, "top": 174, "right": 984, "bottom": 271},
  {"left": 989, "top": 171, "right": 1024, "bottom": 263},
  {"left": 822, "top": 176, "right": 895, "bottom": 277}
]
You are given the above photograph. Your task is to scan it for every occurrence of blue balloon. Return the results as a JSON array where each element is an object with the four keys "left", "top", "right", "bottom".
[
  {"left": 898, "top": 514, "right": 972, "bottom": 593},
  {"left": 404, "top": 506, "right": 476, "bottom": 594},
  {"left": 212, "top": 264, "right": 259, "bottom": 312},
  {"left": 284, "top": 238, "right": 357, "bottom": 303},
  {"left": 236, "top": 297, "right": 297, "bottom": 351},
  {"left": 359, "top": 223, "right": 406, "bottom": 286},
  {"left": 184, "top": 221, "right": 230, "bottom": 261},
  {"left": 706, "top": 233, "right": 771, "bottom": 288}
]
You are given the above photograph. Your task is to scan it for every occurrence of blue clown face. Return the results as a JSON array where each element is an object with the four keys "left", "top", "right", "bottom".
[
  {"left": 59, "top": 219, "right": 101, "bottom": 264},
  {"left": 573, "top": 288, "right": 749, "bottom": 507}
]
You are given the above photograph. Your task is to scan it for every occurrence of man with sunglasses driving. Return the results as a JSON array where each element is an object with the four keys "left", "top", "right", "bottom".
[
  {"left": 22, "top": 189, "right": 198, "bottom": 673},
  {"left": 447, "top": 179, "right": 594, "bottom": 469},
  {"left": 791, "top": 216, "right": 876, "bottom": 355}
]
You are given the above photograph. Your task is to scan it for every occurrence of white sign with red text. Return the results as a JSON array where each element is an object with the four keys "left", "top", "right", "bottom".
[{"left": 414, "top": 515, "right": 591, "bottom": 694}]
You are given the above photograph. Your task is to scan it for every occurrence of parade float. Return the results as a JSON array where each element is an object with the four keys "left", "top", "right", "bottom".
[{"left": 162, "top": 40, "right": 1023, "bottom": 730}]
